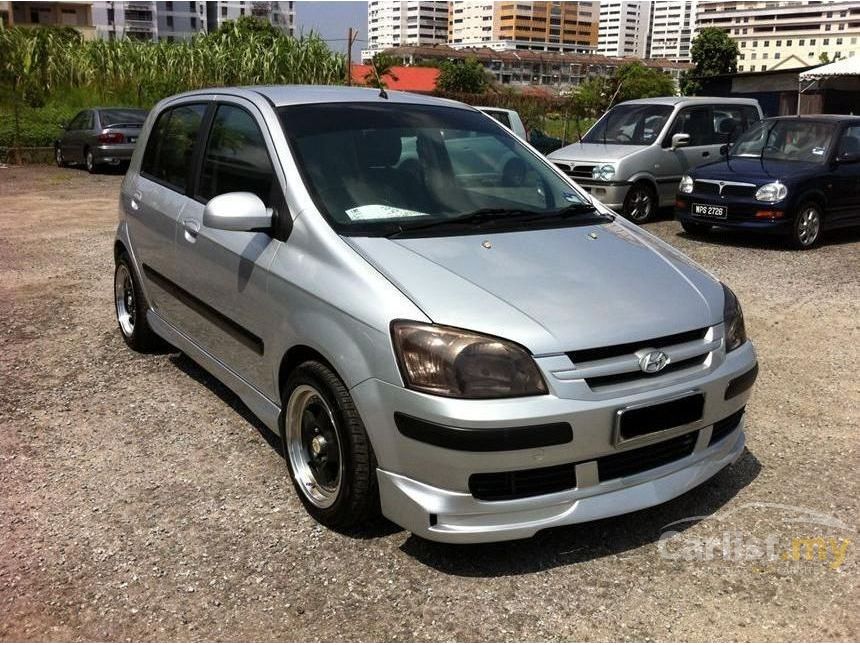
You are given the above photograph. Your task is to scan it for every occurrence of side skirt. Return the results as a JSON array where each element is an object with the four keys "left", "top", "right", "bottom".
[{"left": 147, "top": 309, "right": 281, "bottom": 433}]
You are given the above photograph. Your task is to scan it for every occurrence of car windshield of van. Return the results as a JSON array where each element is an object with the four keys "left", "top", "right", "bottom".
[
  {"left": 279, "top": 103, "right": 599, "bottom": 237},
  {"left": 731, "top": 119, "right": 837, "bottom": 163},
  {"left": 582, "top": 104, "right": 673, "bottom": 146},
  {"left": 99, "top": 109, "right": 148, "bottom": 128}
]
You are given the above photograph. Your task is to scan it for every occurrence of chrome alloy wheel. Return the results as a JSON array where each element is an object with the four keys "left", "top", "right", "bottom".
[
  {"left": 86, "top": 150, "right": 94, "bottom": 172},
  {"left": 796, "top": 206, "right": 821, "bottom": 247},
  {"left": 626, "top": 185, "right": 654, "bottom": 222},
  {"left": 114, "top": 263, "right": 136, "bottom": 337},
  {"left": 285, "top": 385, "right": 344, "bottom": 509},
  {"left": 55, "top": 146, "right": 64, "bottom": 166}
]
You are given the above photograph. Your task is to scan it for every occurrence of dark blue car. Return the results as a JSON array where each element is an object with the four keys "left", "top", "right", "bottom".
[{"left": 675, "top": 115, "right": 860, "bottom": 248}]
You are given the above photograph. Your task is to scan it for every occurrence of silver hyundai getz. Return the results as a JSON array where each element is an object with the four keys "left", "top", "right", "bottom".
[{"left": 114, "top": 86, "right": 758, "bottom": 543}]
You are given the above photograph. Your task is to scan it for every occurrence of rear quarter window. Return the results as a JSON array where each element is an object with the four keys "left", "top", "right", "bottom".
[{"left": 141, "top": 104, "right": 207, "bottom": 193}]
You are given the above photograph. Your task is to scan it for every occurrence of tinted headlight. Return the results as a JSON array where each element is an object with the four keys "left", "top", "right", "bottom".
[
  {"left": 679, "top": 175, "right": 694, "bottom": 194},
  {"left": 755, "top": 181, "right": 788, "bottom": 202},
  {"left": 591, "top": 164, "right": 616, "bottom": 181},
  {"left": 722, "top": 284, "right": 747, "bottom": 352},
  {"left": 391, "top": 321, "right": 547, "bottom": 399}
]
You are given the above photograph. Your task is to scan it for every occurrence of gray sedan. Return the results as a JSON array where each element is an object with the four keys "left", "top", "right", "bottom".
[{"left": 55, "top": 107, "right": 148, "bottom": 173}]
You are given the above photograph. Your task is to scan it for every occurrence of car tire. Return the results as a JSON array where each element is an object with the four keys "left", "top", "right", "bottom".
[
  {"left": 85, "top": 148, "right": 97, "bottom": 174},
  {"left": 790, "top": 201, "right": 823, "bottom": 249},
  {"left": 114, "top": 251, "right": 163, "bottom": 352},
  {"left": 622, "top": 182, "right": 657, "bottom": 223},
  {"left": 681, "top": 220, "right": 712, "bottom": 236},
  {"left": 55, "top": 145, "right": 66, "bottom": 168},
  {"left": 281, "top": 361, "right": 380, "bottom": 530}
]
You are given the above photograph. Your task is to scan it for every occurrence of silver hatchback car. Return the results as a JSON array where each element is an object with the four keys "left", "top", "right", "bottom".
[{"left": 114, "top": 86, "right": 758, "bottom": 543}]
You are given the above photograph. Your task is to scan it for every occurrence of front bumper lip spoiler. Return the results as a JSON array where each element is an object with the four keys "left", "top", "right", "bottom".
[{"left": 378, "top": 425, "right": 745, "bottom": 544}]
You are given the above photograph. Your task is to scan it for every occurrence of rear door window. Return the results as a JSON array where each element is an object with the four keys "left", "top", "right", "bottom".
[
  {"left": 140, "top": 103, "right": 207, "bottom": 193},
  {"left": 197, "top": 104, "right": 275, "bottom": 206},
  {"left": 68, "top": 111, "right": 88, "bottom": 130}
]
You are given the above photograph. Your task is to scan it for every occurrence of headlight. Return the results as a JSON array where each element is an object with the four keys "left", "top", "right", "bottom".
[
  {"left": 755, "top": 181, "right": 788, "bottom": 202},
  {"left": 391, "top": 321, "right": 547, "bottom": 399},
  {"left": 679, "top": 175, "right": 694, "bottom": 194},
  {"left": 591, "top": 164, "right": 616, "bottom": 181},
  {"left": 722, "top": 284, "right": 747, "bottom": 352}
]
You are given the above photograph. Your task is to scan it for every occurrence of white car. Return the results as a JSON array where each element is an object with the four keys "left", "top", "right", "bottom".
[{"left": 478, "top": 106, "right": 528, "bottom": 140}]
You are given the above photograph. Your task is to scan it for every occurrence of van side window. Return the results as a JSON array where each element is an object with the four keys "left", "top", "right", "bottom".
[
  {"left": 197, "top": 105, "right": 275, "bottom": 206},
  {"left": 665, "top": 107, "right": 716, "bottom": 147},
  {"left": 141, "top": 103, "right": 207, "bottom": 192},
  {"left": 714, "top": 105, "right": 761, "bottom": 142}
]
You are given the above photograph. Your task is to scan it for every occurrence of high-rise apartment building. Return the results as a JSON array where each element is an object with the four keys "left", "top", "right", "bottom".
[
  {"left": 447, "top": 1, "right": 599, "bottom": 54},
  {"left": 696, "top": 0, "right": 860, "bottom": 71},
  {"left": 93, "top": 1, "right": 294, "bottom": 42},
  {"left": 598, "top": 0, "right": 651, "bottom": 58},
  {"left": 648, "top": 0, "right": 697, "bottom": 61},
  {"left": 363, "top": 1, "right": 449, "bottom": 58},
  {"left": 0, "top": 1, "right": 95, "bottom": 38}
]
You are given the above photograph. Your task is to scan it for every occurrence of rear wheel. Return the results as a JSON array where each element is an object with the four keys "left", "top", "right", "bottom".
[
  {"left": 791, "top": 202, "right": 823, "bottom": 249},
  {"left": 281, "top": 361, "right": 379, "bottom": 529},
  {"left": 681, "top": 220, "right": 712, "bottom": 236},
  {"left": 85, "top": 148, "right": 97, "bottom": 174},
  {"left": 114, "top": 252, "right": 162, "bottom": 352},
  {"left": 622, "top": 182, "right": 657, "bottom": 223}
]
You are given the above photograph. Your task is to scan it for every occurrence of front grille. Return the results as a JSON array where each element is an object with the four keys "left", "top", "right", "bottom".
[
  {"left": 597, "top": 430, "right": 699, "bottom": 482},
  {"left": 554, "top": 161, "right": 595, "bottom": 179},
  {"left": 568, "top": 328, "right": 708, "bottom": 364},
  {"left": 709, "top": 407, "right": 745, "bottom": 446},
  {"left": 469, "top": 462, "right": 577, "bottom": 501},
  {"left": 585, "top": 354, "right": 708, "bottom": 389},
  {"left": 694, "top": 181, "right": 757, "bottom": 199}
]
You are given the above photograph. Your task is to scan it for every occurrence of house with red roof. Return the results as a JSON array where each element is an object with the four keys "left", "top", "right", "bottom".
[{"left": 350, "top": 65, "right": 440, "bottom": 93}]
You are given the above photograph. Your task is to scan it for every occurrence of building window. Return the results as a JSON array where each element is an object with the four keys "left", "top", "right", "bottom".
[
  {"left": 823, "top": 38, "right": 829, "bottom": 45},
  {"left": 221, "top": 6, "right": 227, "bottom": 16},
  {"left": 190, "top": 16, "right": 196, "bottom": 28},
  {"left": 165, "top": 1, "right": 173, "bottom": 9},
  {"left": 776, "top": 40, "right": 781, "bottom": 46},
  {"left": 775, "top": 52, "right": 780, "bottom": 59},
  {"left": 188, "top": 1, "right": 194, "bottom": 11},
  {"left": 166, "top": 15, "right": 173, "bottom": 26}
]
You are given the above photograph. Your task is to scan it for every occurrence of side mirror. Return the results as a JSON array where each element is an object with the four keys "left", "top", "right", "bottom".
[
  {"left": 671, "top": 133, "right": 691, "bottom": 149},
  {"left": 203, "top": 192, "right": 272, "bottom": 232}
]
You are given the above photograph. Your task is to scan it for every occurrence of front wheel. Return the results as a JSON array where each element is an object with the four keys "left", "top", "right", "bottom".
[
  {"left": 791, "top": 202, "right": 823, "bottom": 249},
  {"left": 281, "top": 361, "right": 379, "bottom": 530},
  {"left": 622, "top": 182, "right": 657, "bottom": 223},
  {"left": 55, "top": 145, "right": 66, "bottom": 168}
]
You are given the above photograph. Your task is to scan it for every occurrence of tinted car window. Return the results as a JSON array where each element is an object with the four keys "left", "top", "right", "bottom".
[
  {"left": 99, "top": 109, "right": 148, "bottom": 127},
  {"left": 68, "top": 111, "right": 88, "bottom": 130},
  {"left": 584, "top": 104, "right": 672, "bottom": 146},
  {"left": 836, "top": 125, "right": 860, "bottom": 159},
  {"left": 713, "top": 105, "right": 759, "bottom": 143},
  {"left": 198, "top": 105, "right": 275, "bottom": 206},
  {"left": 731, "top": 119, "right": 837, "bottom": 163},
  {"left": 141, "top": 104, "right": 207, "bottom": 192},
  {"left": 666, "top": 107, "right": 716, "bottom": 147},
  {"left": 483, "top": 110, "right": 512, "bottom": 129}
]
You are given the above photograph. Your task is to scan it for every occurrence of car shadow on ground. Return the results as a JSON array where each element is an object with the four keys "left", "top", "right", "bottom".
[
  {"left": 676, "top": 225, "right": 860, "bottom": 250},
  {"left": 399, "top": 449, "right": 761, "bottom": 576},
  {"left": 164, "top": 342, "right": 763, "bottom": 563}
]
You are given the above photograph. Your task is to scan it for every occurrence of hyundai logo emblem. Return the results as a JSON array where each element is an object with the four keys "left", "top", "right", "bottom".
[{"left": 637, "top": 349, "right": 669, "bottom": 374}]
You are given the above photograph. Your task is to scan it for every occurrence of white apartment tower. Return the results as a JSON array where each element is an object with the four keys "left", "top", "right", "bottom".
[
  {"left": 696, "top": 0, "right": 860, "bottom": 71},
  {"left": 364, "top": 0, "right": 449, "bottom": 57},
  {"left": 93, "top": 1, "right": 294, "bottom": 41},
  {"left": 648, "top": 0, "right": 697, "bottom": 61},
  {"left": 598, "top": 0, "right": 651, "bottom": 58}
]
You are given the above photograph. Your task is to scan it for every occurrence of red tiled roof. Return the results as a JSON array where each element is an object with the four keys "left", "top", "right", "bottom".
[{"left": 350, "top": 65, "right": 440, "bottom": 92}]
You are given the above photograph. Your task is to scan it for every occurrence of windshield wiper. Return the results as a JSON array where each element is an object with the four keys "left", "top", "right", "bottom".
[{"left": 385, "top": 203, "right": 605, "bottom": 238}]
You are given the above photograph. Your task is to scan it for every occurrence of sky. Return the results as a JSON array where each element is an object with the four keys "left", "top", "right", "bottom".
[{"left": 293, "top": 1, "right": 368, "bottom": 61}]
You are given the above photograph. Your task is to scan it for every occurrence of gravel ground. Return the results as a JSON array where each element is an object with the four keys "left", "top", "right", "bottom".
[{"left": 1, "top": 165, "right": 858, "bottom": 642}]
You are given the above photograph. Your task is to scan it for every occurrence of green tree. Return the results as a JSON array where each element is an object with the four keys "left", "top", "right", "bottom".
[
  {"left": 436, "top": 57, "right": 489, "bottom": 93},
  {"left": 364, "top": 53, "right": 398, "bottom": 89},
  {"left": 613, "top": 61, "right": 676, "bottom": 102},
  {"left": 680, "top": 27, "right": 739, "bottom": 95},
  {"left": 819, "top": 52, "right": 831, "bottom": 64}
]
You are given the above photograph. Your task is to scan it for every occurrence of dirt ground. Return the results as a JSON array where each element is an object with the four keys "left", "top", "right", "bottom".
[{"left": 1, "top": 165, "right": 858, "bottom": 642}]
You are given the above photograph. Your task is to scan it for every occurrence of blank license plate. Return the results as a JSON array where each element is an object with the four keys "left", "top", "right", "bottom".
[
  {"left": 617, "top": 393, "right": 705, "bottom": 442},
  {"left": 693, "top": 203, "right": 727, "bottom": 219}
]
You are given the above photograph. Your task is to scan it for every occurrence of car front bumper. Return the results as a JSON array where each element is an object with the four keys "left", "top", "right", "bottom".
[
  {"left": 675, "top": 195, "right": 794, "bottom": 233},
  {"left": 570, "top": 179, "right": 630, "bottom": 210},
  {"left": 351, "top": 339, "right": 757, "bottom": 543}
]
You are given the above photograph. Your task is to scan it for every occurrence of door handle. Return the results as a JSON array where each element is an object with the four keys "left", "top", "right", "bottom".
[
  {"left": 130, "top": 190, "right": 142, "bottom": 211},
  {"left": 702, "top": 151, "right": 710, "bottom": 158},
  {"left": 182, "top": 218, "right": 201, "bottom": 243}
]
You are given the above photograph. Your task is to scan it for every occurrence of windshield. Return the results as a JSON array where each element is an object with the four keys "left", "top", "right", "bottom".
[
  {"left": 582, "top": 104, "right": 672, "bottom": 146},
  {"left": 731, "top": 119, "right": 837, "bottom": 163},
  {"left": 279, "top": 103, "right": 590, "bottom": 236},
  {"left": 99, "top": 109, "right": 147, "bottom": 127}
]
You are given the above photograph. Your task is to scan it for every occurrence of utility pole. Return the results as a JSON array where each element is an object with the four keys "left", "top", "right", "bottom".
[{"left": 346, "top": 27, "right": 358, "bottom": 86}]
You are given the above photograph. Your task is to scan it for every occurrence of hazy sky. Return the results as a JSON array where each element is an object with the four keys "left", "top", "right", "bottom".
[{"left": 294, "top": 1, "right": 368, "bottom": 61}]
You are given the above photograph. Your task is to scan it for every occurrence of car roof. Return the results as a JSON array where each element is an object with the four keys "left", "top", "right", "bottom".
[
  {"left": 765, "top": 114, "right": 860, "bottom": 123},
  {"left": 476, "top": 106, "right": 515, "bottom": 114},
  {"left": 618, "top": 96, "right": 759, "bottom": 107},
  {"left": 170, "top": 85, "right": 471, "bottom": 110}
]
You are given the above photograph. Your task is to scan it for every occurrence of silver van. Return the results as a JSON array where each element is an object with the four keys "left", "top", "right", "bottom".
[
  {"left": 548, "top": 97, "right": 762, "bottom": 222},
  {"left": 114, "top": 86, "right": 758, "bottom": 543}
]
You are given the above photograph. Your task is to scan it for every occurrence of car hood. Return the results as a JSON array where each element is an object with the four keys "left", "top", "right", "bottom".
[
  {"left": 548, "top": 141, "right": 647, "bottom": 163},
  {"left": 692, "top": 157, "right": 821, "bottom": 183},
  {"left": 346, "top": 221, "right": 723, "bottom": 355}
]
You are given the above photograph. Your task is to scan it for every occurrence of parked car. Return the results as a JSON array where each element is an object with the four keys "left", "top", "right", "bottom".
[
  {"left": 55, "top": 107, "right": 148, "bottom": 173},
  {"left": 529, "top": 128, "right": 564, "bottom": 155},
  {"left": 114, "top": 86, "right": 757, "bottom": 543},
  {"left": 676, "top": 114, "right": 860, "bottom": 249},
  {"left": 548, "top": 97, "right": 762, "bottom": 223},
  {"left": 477, "top": 106, "right": 528, "bottom": 140}
]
